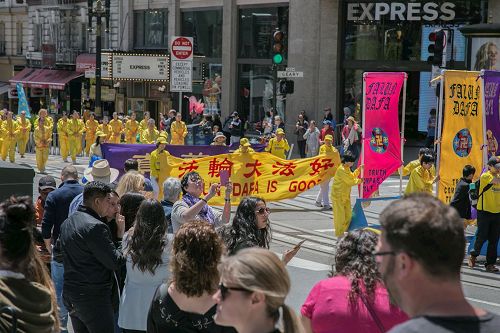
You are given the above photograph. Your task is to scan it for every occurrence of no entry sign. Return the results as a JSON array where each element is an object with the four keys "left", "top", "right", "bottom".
[{"left": 171, "top": 36, "right": 193, "bottom": 61}]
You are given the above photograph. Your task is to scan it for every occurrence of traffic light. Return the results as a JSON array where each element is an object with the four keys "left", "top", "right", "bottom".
[
  {"left": 427, "top": 30, "right": 446, "bottom": 67},
  {"left": 279, "top": 80, "right": 294, "bottom": 95},
  {"left": 272, "top": 29, "right": 285, "bottom": 65}
]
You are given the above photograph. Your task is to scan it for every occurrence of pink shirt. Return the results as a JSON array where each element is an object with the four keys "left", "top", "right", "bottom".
[{"left": 301, "top": 276, "right": 408, "bottom": 333}]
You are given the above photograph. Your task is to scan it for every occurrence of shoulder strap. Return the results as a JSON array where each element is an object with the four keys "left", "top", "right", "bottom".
[
  {"left": 359, "top": 293, "right": 385, "bottom": 333},
  {"left": 479, "top": 182, "right": 494, "bottom": 208}
]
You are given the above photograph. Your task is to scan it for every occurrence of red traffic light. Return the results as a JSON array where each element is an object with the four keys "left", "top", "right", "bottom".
[
  {"left": 429, "top": 32, "right": 437, "bottom": 42},
  {"left": 273, "top": 30, "right": 284, "bottom": 42}
]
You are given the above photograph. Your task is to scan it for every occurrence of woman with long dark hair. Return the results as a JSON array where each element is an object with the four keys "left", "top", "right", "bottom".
[
  {"left": 118, "top": 199, "right": 171, "bottom": 333},
  {"left": 119, "top": 192, "right": 146, "bottom": 232},
  {"left": 301, "top": 229, "right": 408, "bottom": 333},
  {"left": 0, "top": 196, "right": 59, "bottom": 332},
  {"left": 218, "top": 196, "right": 298, "bottom": 264}
]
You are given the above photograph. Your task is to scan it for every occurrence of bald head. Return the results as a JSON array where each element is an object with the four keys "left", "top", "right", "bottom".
[{"left": 61, "top": 165, "right": 79, "bottom": 181}]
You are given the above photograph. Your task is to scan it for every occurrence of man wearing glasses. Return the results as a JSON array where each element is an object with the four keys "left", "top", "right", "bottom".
[{"left": 374, "top": 193, "right": 500, "bottom": 332}]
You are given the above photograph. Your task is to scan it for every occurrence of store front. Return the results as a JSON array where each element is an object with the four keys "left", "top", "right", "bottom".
[{"left": 339, "top": 0, "right": 487, "bottom": 139}]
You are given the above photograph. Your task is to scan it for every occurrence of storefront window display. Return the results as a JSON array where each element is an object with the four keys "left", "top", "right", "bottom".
[{"left": 134, "top": 10, "right": 169, "bottom": 49}]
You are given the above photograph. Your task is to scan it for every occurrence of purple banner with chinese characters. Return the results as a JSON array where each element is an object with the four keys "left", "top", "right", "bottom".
[{"left": 483, "top": 70, "right": 500, "bottom": 158}]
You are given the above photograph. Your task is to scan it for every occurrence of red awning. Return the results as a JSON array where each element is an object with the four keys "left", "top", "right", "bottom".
[
  {"left": 76, "top": 53, "right": 96, "bottom": 73},
  {"left": 9, "top": 68, "right": 82, "bottom": 90}
]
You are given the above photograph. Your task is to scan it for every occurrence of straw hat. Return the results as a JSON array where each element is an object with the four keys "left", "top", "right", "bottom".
[
  {"left": 324, "top": 134, "right": 333, "bottom": 142},
  {"left": 347, "top": 116, "right": 356, "bottom": 123},
  {"left": 214, "top": 132, "right": 226, "bottom": 141},
  {"left": 240, "top": 137, "right": 251, "bottom": 147},
  {"left": 276, "top": 128, "right": 285, "bottom": 135},
  {"left": 84, "top": 159, "right": 119, "bottom": 184}
]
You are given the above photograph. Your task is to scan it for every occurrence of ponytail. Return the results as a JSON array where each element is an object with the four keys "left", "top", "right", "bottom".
[{"left": 281, "top": 304, "right": 301, "bottom": 333}]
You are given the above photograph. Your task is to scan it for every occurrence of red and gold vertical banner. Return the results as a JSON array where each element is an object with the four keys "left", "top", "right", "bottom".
[
  {"left": 362, "top": 72, "right": 406, "bottom": 198},
  {"left": 438, "top": 70, "right": 484, "bottom": 203}
]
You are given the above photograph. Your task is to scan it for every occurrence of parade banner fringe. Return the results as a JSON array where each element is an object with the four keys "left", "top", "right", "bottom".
[
  {"left": 482, "top": 70, "right": 500, "bottom": 158},
  {"left": 438, "top": 70, "right": 485, "bottom": 203},
  {"left": 361, "top": 72, "right": 405, "bottom": 199}
]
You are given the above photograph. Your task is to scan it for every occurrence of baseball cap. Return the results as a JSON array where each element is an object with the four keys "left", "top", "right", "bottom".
[
  {"left": 157, "top": 136, "right": 168, "bottom": 144},
  {"left": 276, "top": 128, "right": 285, "bottom": 135},
  {"left": 232, "top": 111, "right": 239, "bottom": 117},
  {"left": 323, "top": 120, "right": 332, "bottom": 125},
  {"left": 39, "top": 175, "right": 57, "bottom": 190},
  {"left": 324, "top": 134, "right": 333, "bottom": 142},
  {"left": 487, "top": 156, "right": 500, "bottom": 169},
  {"left": 240, "top": 138, "right": 251, "bottom": 147}
]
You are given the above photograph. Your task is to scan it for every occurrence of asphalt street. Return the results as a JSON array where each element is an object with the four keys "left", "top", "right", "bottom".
[{"left": 9, "top": 151, "right": 500, "bottom": 317}]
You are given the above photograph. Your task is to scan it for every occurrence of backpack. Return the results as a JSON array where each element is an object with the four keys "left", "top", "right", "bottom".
[{"left": 469, "top": 179, "right": 493, "bottom": 209}]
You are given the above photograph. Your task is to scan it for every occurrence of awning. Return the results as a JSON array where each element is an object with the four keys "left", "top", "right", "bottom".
[
  {"left": 0, "top": 82, "right": 10, "bottom": 95},
  {"left": 76, "top": 53, "right": 96, "bottom": 73},
  {"left": 9, "top": 68, "right": 83, "bottom": 90}
]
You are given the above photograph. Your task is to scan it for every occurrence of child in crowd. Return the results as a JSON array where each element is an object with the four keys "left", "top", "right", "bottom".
[{"left": 450, "top": 165, "right": 476, "bottom": 229}]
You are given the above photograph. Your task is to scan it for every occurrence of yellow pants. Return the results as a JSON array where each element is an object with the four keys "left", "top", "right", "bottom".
[
  {"left": 109, "top": 134, "right": 121, "bottom": 144},
  {"left": 333, "top": 197, "right": 352, "bottom": 237},
  {"left": 36, "top": 147, "right": 49, "bottom": 172},
  {"left": 125, "top": 135, "right": 136, "bottom": 144},
  {"left": 59, "top": 137, "right": 69, "bottom": 160},
  {"left": 85, "top": 135, "right": 96, "bottom": 155},
  {"left": 69, "top": 137, "right": 81, "bottom": 162},
  {"left": 1, "top": 139, "right": 16, "bottom": 162},
  {"left": 170, "top": 137, "right": 184, "bottom": 145},
  {"left": 17, "top": 135, "right": 30, "bottom": 156}
]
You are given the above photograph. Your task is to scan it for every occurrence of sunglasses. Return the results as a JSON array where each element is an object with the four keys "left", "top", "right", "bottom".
[
  {"left": 219, "top": 283, "right": 251, "bottom": 301},
  {"left": 255, "top": 207, "right": 271, "bottom": 215},
  {"left": 189, "top": 176, "right": 202, "bottom": 183}
]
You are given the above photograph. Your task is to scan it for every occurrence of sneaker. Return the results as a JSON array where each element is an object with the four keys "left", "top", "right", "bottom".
[
  {"left": 315, "top": 201, "right": 323, "bottom": 207},
  {"left": 485, "top": 265, "right": 499, "bottom": 273},
  {"left": 323, "top": 205, "right": 332, "bottom": 210},
  {"left": 467, "top": 255, "right": 476, "bottom": 268},
  {"left": 20, "top": 155, "right": 25, "bottom": 158}
]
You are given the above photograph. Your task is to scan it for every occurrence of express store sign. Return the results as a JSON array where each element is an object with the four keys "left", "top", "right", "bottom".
[{"left": 347, "top": 2, "right": 456, "bottom": 21}]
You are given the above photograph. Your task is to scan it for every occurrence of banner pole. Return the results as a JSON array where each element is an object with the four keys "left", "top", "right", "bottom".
[
  {"left": 360, "top": 73, "right": 367, "bottom": 198},
  {"left": 435, "top": 70, "right": 446, "bottom": 197},
  {"left": 399, "top": 73, "right": 408, "bottom": 196},
  {"left": 480, "top": 70, "right": 488, "bottom": 168}
]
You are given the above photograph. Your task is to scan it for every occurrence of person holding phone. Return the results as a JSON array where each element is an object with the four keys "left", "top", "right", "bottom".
[{"left": 218, "top": 196, "right": 300, "bottom": 264}]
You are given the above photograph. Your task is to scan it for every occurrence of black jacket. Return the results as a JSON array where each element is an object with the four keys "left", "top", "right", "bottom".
[
  {"left": 450, "top": 178, "right": 472, "bottom": 219},
  {"left": 60, "top": 206, "right": 125, "bottom": 295}
]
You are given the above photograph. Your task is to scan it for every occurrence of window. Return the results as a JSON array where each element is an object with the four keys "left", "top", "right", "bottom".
[
  {"left": 33, "top": 23, "right": 42, "bottom": 51},
  {"left": 182, "top": 9, "right": 223, "bottom": 58},
  {"left": 134, "top": 10, "right": 168, "bottom": 49},
  {"left": 0, "top": 22, "right": 5, "bottom": 56},
  {"left": 238, "top": 6, "right": 289, "bottom": 60},
  {"left": 16, "top": 21, "right": 23, "bottom": 55}
]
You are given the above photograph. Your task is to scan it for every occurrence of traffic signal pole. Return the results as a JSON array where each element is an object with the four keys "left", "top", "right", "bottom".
[{"left": 273, "top": 63, "right": 277, "bottom": 119}]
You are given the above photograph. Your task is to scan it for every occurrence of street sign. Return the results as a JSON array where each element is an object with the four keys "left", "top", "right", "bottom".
[
  {"left": 278, "top": 71, "right": 304, "bottom": 78},
  {"left": 171, "top": 36, "right": 194, "bottom": 61},
  {"left": 112, "top": 55, "right": 168, "bottom": 80},
  {"left": 170, "top": 60, "right": 192, "bottom": 92},
  {"left": 85, "top": 69, "right": 96, "bottom": 78}
]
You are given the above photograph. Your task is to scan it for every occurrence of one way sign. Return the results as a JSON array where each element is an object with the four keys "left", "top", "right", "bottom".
[{"left": 277, "top": 67, "right": 303, "bottom": 78}]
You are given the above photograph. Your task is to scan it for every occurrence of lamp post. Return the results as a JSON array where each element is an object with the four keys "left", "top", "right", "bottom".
[{"left": 88, "top": 0, "right": 110, "bottom": 117}]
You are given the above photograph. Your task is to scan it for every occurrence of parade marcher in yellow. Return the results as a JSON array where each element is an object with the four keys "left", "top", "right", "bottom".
[
  {"left": 109, "top": 112, "right": 124, "bottom": 143},
  {"left": 315, "top": 135, "right": 339, "bottom": 210},
  {"left": 98, "top": 116, "right": 112, "bottom": 142},
  {"left": 89, "top": 131, "right": 108, "bottom": 160},
  {"left": 141, "top": 118, "right": 160, "bottom": 144},
  {"left": 149, "top": 136, "right": 171, "bottom": 199},
  {"left": 400, "top": 147, "right": 436, "bottom": 177},
  {"left": 16, "top": 111, "right": 31, "bottom": 158},
  {"left": 331, "top": 151, "right": 363, "bottom": 237},
  {"left": 170, "top": 113, "right": 188, "bottom": 145},
  {"left": 404, "top": 153, "right": 438, "bottom": 195},
  {"left": 67, "top": 111, "right": 85, "bottom": 163},
  {"left": 265, "top": 128, "right": 289, "bottom": 159},
  {"left": 211, "top": 132, "right": 227, "bottom": 146},
  {"left": 1, "top": 111, "right": 19, "bottom": 163},
  {"left": 34, "top": 108, "right": 54, "bottom": 130},
  {"left": 34, "top": 117, "right": 52, "bottom": 173},
  {"left": 125, "top": 112, "right": 139, "bottom": 144},
  {"left": 57, "top": 112, "right": 70, "bottom": 162},
  {"left": 233, "top": 137, "right": 255, "bottom": 154},
  {"left": 84, "top": 112, "right": 99, "bottom": 155},
  {"left": 139, "top": 111, "right": 151, "bottom": 133}
]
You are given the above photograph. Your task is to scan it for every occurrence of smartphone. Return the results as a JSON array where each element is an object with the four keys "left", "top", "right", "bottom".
[
  {"left": 294, "top": 239, "right": 306, "bottom": 249},
  {"left": 220, "top": 170, "right": 230, "bottom": 186}
]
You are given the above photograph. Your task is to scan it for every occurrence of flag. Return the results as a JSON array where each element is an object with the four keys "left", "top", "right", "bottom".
[{"left": 16, "top": 83, "right": 31, "bottom": 118}]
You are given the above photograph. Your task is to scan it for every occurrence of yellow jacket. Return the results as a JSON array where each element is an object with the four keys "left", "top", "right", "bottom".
[
  {"left": 149, "top": 148, "right": 171, "bottom": 179},
  {"left": 405, "top": 165, "right": 434, "bottom": 195},
  {"left": 319, "top": 143, "right": 337, "bottom": 155},
  {"left": 170, "top": 121, "right": 188, "bottom": 144},
  {"left": 139, "top": 119, "right": 149, "bottom": 133},
  {"left": 98, "top": 123, "right": 112, "bottom": 140},
  {"left": 266, "top": 138, "right": 290, "bottom": 159},
  {"left": 477, "top": 171, "right": 500, "bottom": 213},
  {"left": 233, "top": 147, "right": 255, "bottom": 154},
  {"left": 331, "top": 164, "right": 362, "bottom": 202},
  {"left": 109, "top": 119, "right": 124, "bottom": 136},
  {"left": 401, "top": 159, "right": 435, "bottom": 177},
  {"left": 125, "top": 119, "right": 139, "bottom": 140},
  {"left": 57, "top": 119, "right": 70, "bottom": 140},
  {"left": 85, "top": 119, "right": 99, "bottom": 138},
  {"left": 16, "top": 118, "right": 31, "bottom": 138},
  {"left": 141, "top": 128, "right": 160, "bottom": 144},
  {"left": 34, "top": 116, "right": 54, "bottom": 130},
  {"left": 1, "top": 119, "right": 20, "bottom": 140},
  {"left": 67, "top": 119, "right": 85, "bottom": 138},
  {"left": 34, "top": 124, "right": 52, "bottom": 148}
]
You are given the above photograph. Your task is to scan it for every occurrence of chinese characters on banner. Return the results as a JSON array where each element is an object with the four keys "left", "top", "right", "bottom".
[
  {"left": 482, "top": 70, "right": 500, "bottom": 158},
  {"left": 361, "top": 72, "right": 406, "bottom": 199},
  {"left": 438, "top": 70, "right": 484, "bottom": 204}
]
